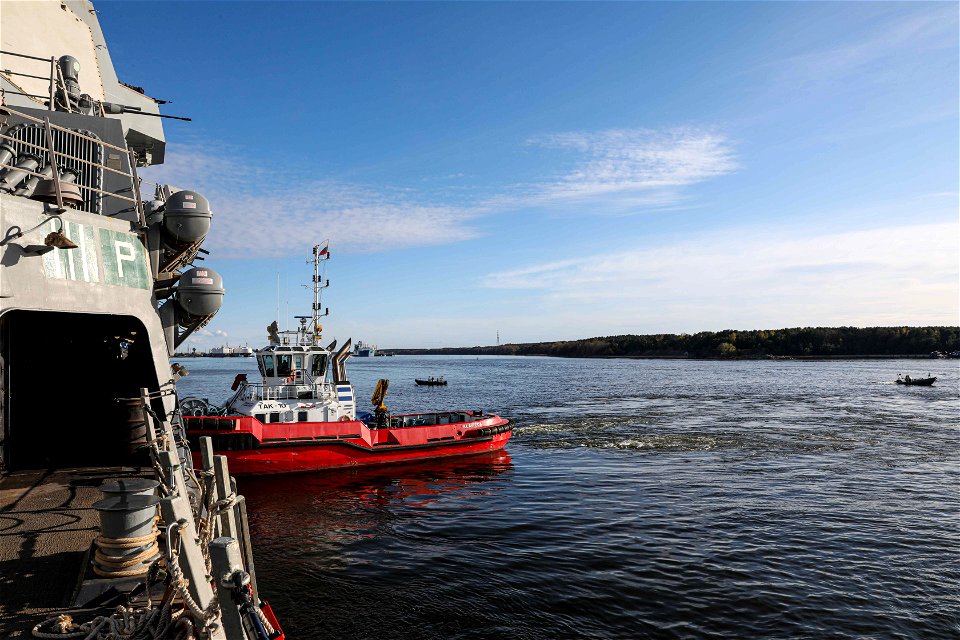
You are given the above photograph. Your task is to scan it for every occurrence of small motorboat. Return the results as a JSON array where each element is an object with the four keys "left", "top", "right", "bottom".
[
  {"left": 896, "top": 375, "right": 937, "bottom": 386},
  {"left": 416, "top": 377, "right": 447, "bottom": 386}
]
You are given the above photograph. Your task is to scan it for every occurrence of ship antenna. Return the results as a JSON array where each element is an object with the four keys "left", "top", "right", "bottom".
[{"left": 312, "top": 241, "right": 330, "bottom": 346}]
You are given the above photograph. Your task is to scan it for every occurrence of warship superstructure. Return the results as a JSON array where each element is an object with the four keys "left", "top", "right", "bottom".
[{"left": 0, "top": 1, "right": 282, "bottom": 636}]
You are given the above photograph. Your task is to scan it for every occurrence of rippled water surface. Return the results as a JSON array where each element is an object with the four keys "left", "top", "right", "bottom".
[{"left": 178, "top": 356, "right": 959, "bottom": 638}]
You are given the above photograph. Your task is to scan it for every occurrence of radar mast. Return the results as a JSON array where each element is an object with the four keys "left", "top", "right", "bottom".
[{"left": 309, "top": 242, "right": 330, "bottom": 346}]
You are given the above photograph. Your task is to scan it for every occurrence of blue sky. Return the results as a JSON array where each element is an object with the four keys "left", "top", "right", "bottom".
[{"left": 98, "top": 1, "right": 958, "bottom": 349}]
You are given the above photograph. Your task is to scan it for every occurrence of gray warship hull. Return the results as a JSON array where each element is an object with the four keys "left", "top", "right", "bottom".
[{"left": 0, "top": 1, "right": 282, "bottom": 636}]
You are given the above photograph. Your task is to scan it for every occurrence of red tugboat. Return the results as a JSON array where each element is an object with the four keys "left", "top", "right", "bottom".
[{"left": 180, "top": 244, "right": 512, "bottom": 475}]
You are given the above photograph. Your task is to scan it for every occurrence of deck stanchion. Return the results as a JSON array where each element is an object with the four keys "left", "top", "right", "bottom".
[
  {"left": 127, "top": 147, "right": 145, "bottom": 228},
  {"left": 42, "top": 117, "right": 64, "bottom": 212},
  {"left": 158, "top": 450, "right": 190, "bottom": 516},
  {"left": 235, "top": 495, "right": 260, "bottom": 603},
  {"left": 157, "top": 449, "right": 226, "bottom": 639},
  {"left": 47, "top": 57, "right": 55, "bottom": 110},
  {"left": 158, "top": 492, "right": 226, "bottom": 639},
  {"left": 200, "top": 436, "right": 215, "bottom": 472},
  {"left": 210, "top": 537, "right": 247, "bottom": 639},
  {"left": 54, "top": 61, "right": 72, "bottom": 113},
  {"left": 214, "top": 455, "right": 238, "bottom": 540},
  {"left": 140, "top": 387, "right": 157, "bottom": 444}
]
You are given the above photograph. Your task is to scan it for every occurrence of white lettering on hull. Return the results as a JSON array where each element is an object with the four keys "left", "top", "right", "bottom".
[{"left": 114, "top": 241, "right": 136, "bottom": 278}]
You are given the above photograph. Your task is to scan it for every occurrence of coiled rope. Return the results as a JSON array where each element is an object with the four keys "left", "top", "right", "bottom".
[
  {"left": 31, "top": 602, "right": 184, "bottom": 640},
  {"left": 34, "top": 401, "right": 276, "bottom": 639},
  {"left": 92, "top": 517, "right": 161, "bottom": 578}
]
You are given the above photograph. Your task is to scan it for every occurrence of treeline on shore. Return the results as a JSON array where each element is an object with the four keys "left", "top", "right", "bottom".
[{"left": 386, "top": 326, "right": 960, "bottom": 359}]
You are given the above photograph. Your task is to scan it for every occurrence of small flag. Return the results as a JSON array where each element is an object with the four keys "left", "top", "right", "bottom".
[{"left": 316, "top": 243, "right": 329, "bottom": 257}]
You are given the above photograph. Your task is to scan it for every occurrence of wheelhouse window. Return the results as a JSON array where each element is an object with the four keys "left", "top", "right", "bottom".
[
  {"left": 277, "top": 354, "right": 292, "bottom": 377},
  {"left": 260, "top": 355, "right": 275, "bottom": 377},
  {"left": 293, "top": 355, "right": 304, "bottom": 371},
  {"left": 311, "top": 354, "right": 327, "bottom": 379}
]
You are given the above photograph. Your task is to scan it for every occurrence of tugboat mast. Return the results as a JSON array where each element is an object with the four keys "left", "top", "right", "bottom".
[
  {"left": 310, "top": 242, "right": 330, "bottom": 346},
  {"left": 272, "top": 242, "right": 331, "bottom": 346}
]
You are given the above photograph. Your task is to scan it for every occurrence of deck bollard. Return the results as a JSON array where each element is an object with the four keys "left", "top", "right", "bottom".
[
  {"left": 99, "top": 477, "right": 159, "bottom": 498},
  {"left": 91, "top": 493, "right": 161, "bottom": 576}
]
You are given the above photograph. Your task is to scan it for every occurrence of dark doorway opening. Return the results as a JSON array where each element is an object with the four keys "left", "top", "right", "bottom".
[{"left": 0, "top": 310, "right": 160, "bottom": 471}]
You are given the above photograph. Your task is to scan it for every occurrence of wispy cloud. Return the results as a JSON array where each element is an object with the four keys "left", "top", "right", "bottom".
[
  {"left": 753, "top": 8, "right": 958, "bottom": 84},
  {"left": 142, "top": 146, "right": 483, "bottom": 258},
  {"left": 142, "top": 126, "right": 737, "bottom": 257},
  {"left": 525, "top": 128, "right": 736, "bottom": 206},
  {"left": 484, "top": 221, "right": 959, "bottom": 331}
]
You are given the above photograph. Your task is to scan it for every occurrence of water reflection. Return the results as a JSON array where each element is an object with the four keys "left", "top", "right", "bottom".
[{"left": 240, "top": 450, "right": 513, "bottom": 549}]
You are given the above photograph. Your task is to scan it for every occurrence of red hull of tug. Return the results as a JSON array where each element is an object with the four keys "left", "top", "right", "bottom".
[
  {"left": 184, "top": 413, "right": 512, "bottom": 476},
  {"left": 192, "top": 432, "right": 511, "bottom": 475}
]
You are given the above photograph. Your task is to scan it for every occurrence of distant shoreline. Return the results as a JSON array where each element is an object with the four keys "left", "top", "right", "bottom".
[
  {"left": 380, "top": 326, "right": 959, "bottom": 360},
  {"left": 380, "top": 352, "right": 948, "bottom": 361}
]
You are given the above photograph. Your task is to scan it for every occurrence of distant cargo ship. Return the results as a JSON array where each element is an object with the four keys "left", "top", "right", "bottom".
[
  {"left": 209, "top": 344, "right": 254, "bottom": 357},
  {"left": 174, "top": 344, "right": 254, "bottom": 357},
  {"left": 353, "top": 339, "right": 377, "bottom": 357}
]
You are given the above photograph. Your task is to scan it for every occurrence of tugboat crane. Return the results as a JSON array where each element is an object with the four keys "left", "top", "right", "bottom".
[{"left": 371, "top": 378, "right": 390, "bottom": 427}]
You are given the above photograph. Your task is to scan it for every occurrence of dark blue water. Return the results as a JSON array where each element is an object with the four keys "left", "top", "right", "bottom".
[{"left": 177, "top": 356, "right": 960, "bottom": 639}]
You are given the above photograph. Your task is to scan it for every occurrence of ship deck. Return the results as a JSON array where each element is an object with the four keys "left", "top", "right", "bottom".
[{"left": 0, "top": 466, "right": 148, "bottom": 635}]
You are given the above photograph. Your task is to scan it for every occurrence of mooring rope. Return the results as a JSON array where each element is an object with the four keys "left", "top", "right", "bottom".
[
  {"left": 92, "top": 519, "right": 161, "bottom": 578},
  {"left": 165, "top": 521, "right": 221, "bottom": 633},
  {"left": 34, "top": 396, "right": 274, "bottom": 639},
  {"left": 32, "top": 603, "right": 177, "bottom": 640},
  {"left": 95, "top": 529, "right": 159, "bottom": 549}
]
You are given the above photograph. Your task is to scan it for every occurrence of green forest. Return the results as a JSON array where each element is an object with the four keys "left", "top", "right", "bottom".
[{"left": 389, "top": 326, "right": 960, "bottom": 359}]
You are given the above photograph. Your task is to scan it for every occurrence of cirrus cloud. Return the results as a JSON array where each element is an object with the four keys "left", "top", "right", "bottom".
[
  {"left": 141, "top": 125, "right": 737, "bottom": 258},
  {"left": 483, "top": 220, "right": 959, "bottom": 331},
  {"left": 527, "top": 128, "right": 737, "bottom": 203}
]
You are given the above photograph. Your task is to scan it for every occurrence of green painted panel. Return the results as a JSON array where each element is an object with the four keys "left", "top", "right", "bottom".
[
  {"left": 99, "top": 228, "right": 149, "bottom": 289},
  {"left": 42, "top": 219, "right": 99, "bottom": 283}
]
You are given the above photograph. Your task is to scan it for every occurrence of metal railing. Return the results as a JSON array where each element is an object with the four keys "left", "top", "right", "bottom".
[
  {"left": 2, "top": 48, "right": 189, "bottom": 123},
  {"left": 0, "top": 103, "right": 144, "bottom": 223},
  {"left": 0, "top": 49, "right": 81, "bottom": 113},
  {"left": 238, "top": 381, "right": 337, "bottom": 402},
  {"left": 3, "top": 122, "right": 104, "bottom": 213}
]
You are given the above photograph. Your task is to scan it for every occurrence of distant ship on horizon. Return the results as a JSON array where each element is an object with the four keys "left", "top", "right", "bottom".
[
  {"left": 353, "top": 339, "right": 377, "bottom": 357},
  {"left": 175, "top": 344, "right": 254, "bottom": 357},
  {"left": 209, "top": 343, "right": 254, "bottom": 357}
]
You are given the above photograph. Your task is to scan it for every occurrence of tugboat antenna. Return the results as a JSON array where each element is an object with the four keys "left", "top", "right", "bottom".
[{"left": 310, "top": 241, "right": 330, "bottom": 346}]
